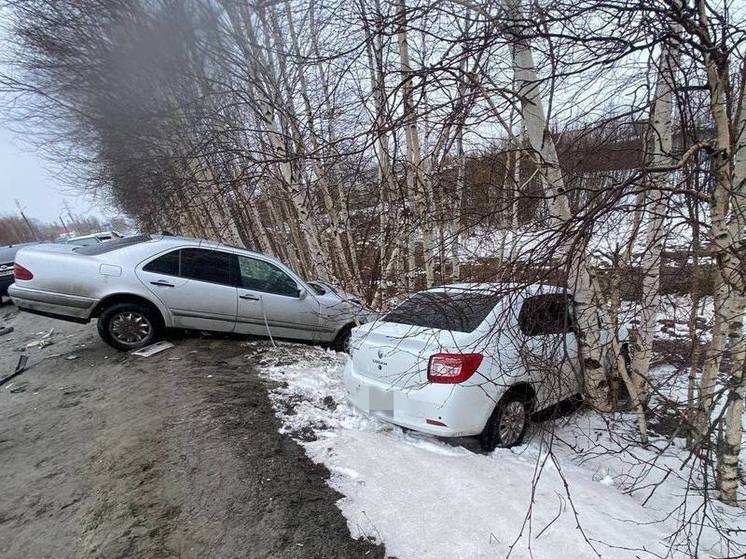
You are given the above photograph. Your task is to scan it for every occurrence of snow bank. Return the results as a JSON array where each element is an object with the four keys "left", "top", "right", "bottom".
[{"left": 251, "top": 343, "right": 745, "bottom": 559}]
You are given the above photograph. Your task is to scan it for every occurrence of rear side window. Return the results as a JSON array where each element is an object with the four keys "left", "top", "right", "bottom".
[
  {"left": 384, "top": 291, "right": 502, "bottom": 333},
  {"left": 518, "top": 294, "right": 574, "bottom": 336},
  {"left": 143, "top": 250, "right": 180, "bottom": 276},
  {"left": 75, "top": 234, "right": 152, "bottom": 255},
  {"left": 180, "top": 248, "right": 234, "bottom": 286}
]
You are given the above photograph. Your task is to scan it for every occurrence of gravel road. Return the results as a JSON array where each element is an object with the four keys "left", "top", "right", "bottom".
[{"left": 0, "top": 302, "right": 385, "bottom": 558}]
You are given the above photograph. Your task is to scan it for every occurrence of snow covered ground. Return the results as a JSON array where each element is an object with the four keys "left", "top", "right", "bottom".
[
  {"left": 459, "top": 217, "right": 704, "bottom": 267},
  {"left": 250, "top": 338, "right": 745, "bottom": 559},
  {"left": 619, "top": 294, "right": 715, "bottom": 341}
]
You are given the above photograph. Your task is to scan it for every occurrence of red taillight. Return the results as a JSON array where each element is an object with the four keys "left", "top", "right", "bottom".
[
  {"left": 14, "top": 263, "right": 33, "bottom": 281},
  {"left": 427, "top": 353, "right": 483, "bottom": 384}
]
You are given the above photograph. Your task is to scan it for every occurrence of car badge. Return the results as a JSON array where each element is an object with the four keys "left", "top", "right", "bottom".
[{"left": 377, "top": 348, "right": 384, "bottom": 359}]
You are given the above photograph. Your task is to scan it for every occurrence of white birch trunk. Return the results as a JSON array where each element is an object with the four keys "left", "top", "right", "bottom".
[
  {"left": 247, "top": 195, "right": 273, "bottom": 255},
  {"left": 629, "top": 43, "right": 678, "bottom": 399},
  {"left": 307, "top": 1, "right": 363, "bottom": 287},
  {"left": 511, "top": 134, "right": 522, "bottom": 230},
  {"left": 397, "top": 0, "right": 435, "bottom": 289},
  {"left": 714, "top": 73, "right": 746, "bottom": 504},
  {"left": 283, "top": 3, "right": 361, "bottom": 292},
  {"left": 505, "top": 0, "right": 647, "bottom": 426},
  {"left": 246, "top": 8, "right": 332, "bottom": 281},
  {"left": 506, "top": 0, "right": 608, "bottom": 409},
  {"left": 451, "top": 126, "right": 465, "bottom": 282},
  {"left": 360, "top": 0, "right": 402, "bottom": 301}
]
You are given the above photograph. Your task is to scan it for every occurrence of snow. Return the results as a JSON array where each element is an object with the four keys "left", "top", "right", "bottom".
[
  {"left": 321, "top": 429, "right": 668, "bottom": 558},
  {"left": 459, "top": 215, "right": 705, "bottom": 267},
  {"left": 619, "top": 294, "right": 715, "bottom": 341},
  {"left": 252, "top": 342, "right": 746, "bottom": 559}
]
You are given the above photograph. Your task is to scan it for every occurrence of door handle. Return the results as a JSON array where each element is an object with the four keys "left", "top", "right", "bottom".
[
  {"left": 150, "top": 280, "right": 175, "bottom": 287},
  {"left": 239, "top": 293, "right": 260, "bottom": 301}
]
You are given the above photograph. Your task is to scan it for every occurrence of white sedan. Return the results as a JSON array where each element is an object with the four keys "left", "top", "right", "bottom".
[{"left": 345, "top": 283, "right": 622, "bottom": 450}]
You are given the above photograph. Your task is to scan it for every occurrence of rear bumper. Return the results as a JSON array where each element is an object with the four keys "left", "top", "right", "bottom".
[
  {"left": 8, "top": 284, "right": 96, "bottom": 322},
  {"left": 343, "top": 360, "right": 492, "bottom": 437}
]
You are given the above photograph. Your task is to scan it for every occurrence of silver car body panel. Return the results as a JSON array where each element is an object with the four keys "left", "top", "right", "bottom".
[
  {"left": 9, "top": 236, "right": 373, "bottom": 342},
  {"left": 7, "top": 284, "right": 96, "bottom": 319}
]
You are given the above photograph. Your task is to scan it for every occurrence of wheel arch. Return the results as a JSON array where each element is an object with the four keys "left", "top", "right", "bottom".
[
  {"left": 478, "top": 381, "right": 537, "bottom": 434},
  {"left": 333, "top": 321, "right": 356, "bottom": 339},
  {"left": 92, "top": 293, "right": 167, "bottom": 327},
  {"left": 501, "top": 382, "right": 537, "bottom": 412},
  {"left": 329, "top": 321, "right": 356, "bottom": 350},
  {"left": 479, "top": 381, "right": 536, "bottom": 451}
]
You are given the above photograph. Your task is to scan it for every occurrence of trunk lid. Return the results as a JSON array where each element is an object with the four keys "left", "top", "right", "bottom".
[
  {"left": 22, "top": 243, "right": 82, "bottom": 255},
  {"left": 351, "top": 321, "right": 475, "bottom": 389},
  {"left": 12, "top": 243, "right": 97, "bottom": 296}
]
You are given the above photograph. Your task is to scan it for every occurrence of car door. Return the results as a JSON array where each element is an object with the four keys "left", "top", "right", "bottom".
[
  {"left": 517, "top": 293, "right": 580, "bottom": 409},
  {"left": 137, "top": 247, "right": 238, "bottom": 332},
  {"left": 233, "top": 254, "right": 322, "bottom": 341}
]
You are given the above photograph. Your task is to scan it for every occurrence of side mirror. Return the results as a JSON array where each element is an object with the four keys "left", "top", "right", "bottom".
[{"left": 297, "top": 287, "right": 307, "bottom": 300}]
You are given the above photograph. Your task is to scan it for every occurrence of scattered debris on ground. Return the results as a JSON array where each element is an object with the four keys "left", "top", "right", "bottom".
[
  {"left": 0, "top": 353, "right": 29, "bottom": 387},
  {"left": 131, "top": 341, "right": 174, "bottom": 357}
]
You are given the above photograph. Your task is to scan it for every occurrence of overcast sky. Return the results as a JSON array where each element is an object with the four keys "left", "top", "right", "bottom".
[
  {"left": 0, "top": 122, "right": 98, "bottom": 223},
  {"left": 0, "top": 7, "right": 102, "bottom": 225}
]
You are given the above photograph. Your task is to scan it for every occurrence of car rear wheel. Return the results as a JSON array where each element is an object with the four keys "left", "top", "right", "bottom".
[
  {"left": 480, "top": 393, "right": 531, "bottom": 451},
  {"left": 98, "top": 302, "right": 162, "bottom": 351}
]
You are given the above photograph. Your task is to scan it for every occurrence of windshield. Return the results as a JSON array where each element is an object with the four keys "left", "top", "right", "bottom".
[{"left": 383, "top": 291, "right": 502, "bottom": 333}]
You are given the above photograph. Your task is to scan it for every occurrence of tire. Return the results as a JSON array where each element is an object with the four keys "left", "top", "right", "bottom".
[
  {"left": 97, "top": 302, "right": 162, "bottom": 351},
  {"left": 479, "top": 392, "right": 532, "bottom": 451},
  {"left": 331, "top": 324, "right": 353, "bottom": 353}
]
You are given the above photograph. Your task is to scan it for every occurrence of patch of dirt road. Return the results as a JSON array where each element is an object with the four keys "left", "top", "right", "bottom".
[{"left": 0, "top": 303, "right": 385, "bottom": 558}]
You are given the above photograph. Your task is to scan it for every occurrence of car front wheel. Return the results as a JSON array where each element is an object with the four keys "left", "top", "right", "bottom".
[
  {"left": 331, "top": 324, "right": 353, "bottom": 353},
  {"left": 480, "top": 393, "right": 531, "bottom": 451},
  {"left": 98, "top": 302, "right": 162, "bottom": 351}
]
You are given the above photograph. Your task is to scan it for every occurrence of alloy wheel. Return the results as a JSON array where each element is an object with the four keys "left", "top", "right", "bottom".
[
  {"left": 109, "top": 311, "right": 152, "bottom": 347},
  {"left": 498, "top": 400, "right": 527, "bottom": 446}
]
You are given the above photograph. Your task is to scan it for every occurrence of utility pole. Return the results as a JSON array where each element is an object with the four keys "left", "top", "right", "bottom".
[
  {"left": 14, "top": 199, "right": 39, "bottom": 241},
  {"left": 59, "top": 215, "right": 70, "bottom": 236},
  {"left": 63, "top": 200, "right": 75, "bottom": 229}
]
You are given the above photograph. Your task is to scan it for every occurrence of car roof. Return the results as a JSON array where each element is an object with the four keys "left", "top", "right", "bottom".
[{"left": 113, "top": 235, "right": 288, "bottom": 269}]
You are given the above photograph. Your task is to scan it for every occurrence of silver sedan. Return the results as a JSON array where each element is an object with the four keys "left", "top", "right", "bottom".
[{"left": 9, "top": 235, "right": 373, "bottom": 351}]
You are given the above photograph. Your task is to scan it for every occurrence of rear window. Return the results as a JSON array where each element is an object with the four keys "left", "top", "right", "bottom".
[
  {"left": 75, "top": 235, "right": 152, "bottom": 255},
  {"left": 68, "top": 237, "right": 99, "bottom": 246},
  {"left": 383, "top": 291, "right": 502, "bottom": 333}
]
